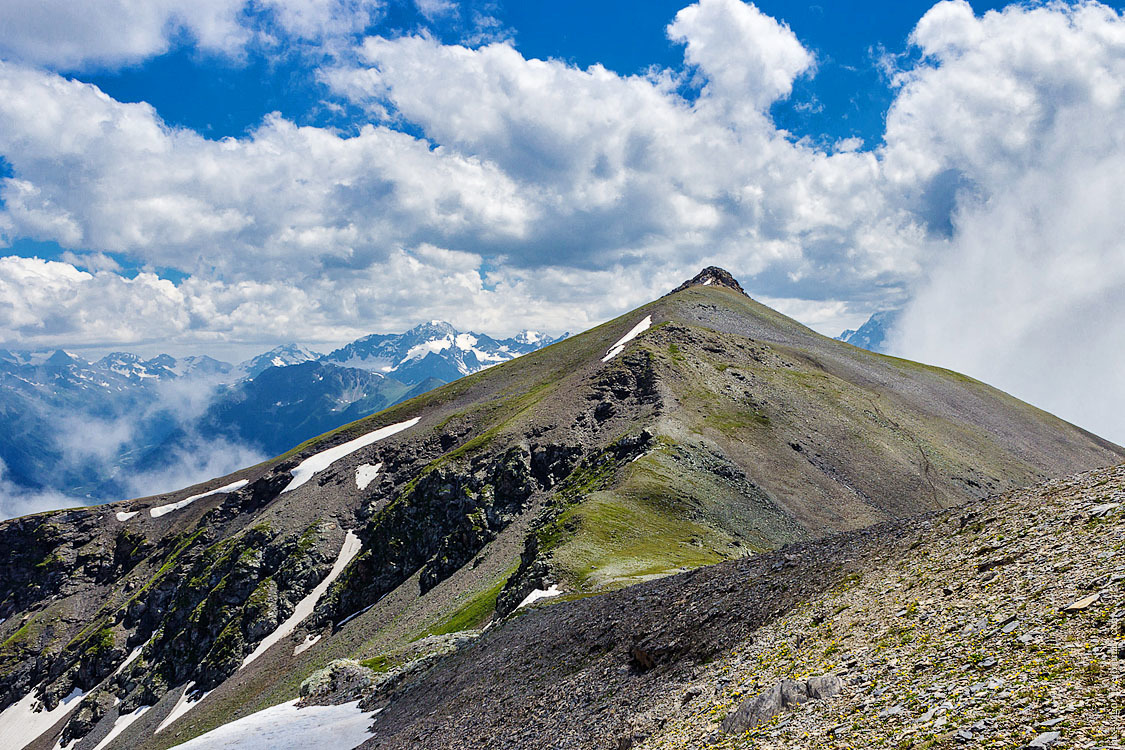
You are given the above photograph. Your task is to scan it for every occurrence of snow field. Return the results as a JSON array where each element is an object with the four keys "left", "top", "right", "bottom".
[
  {"left": 167, "top": 699, "right": 377, "bottom": 750},
  {"left": 0, "top": 686, "right": 84, "bottom": 750},
  {"left": 601, "top": 316, "right": 653, "bottom": 362},
  {"left": 282, "top": 417, "right": 420, "bottom": 493},
  {"left": 149, "top": 479, "right": 250, "bottom": 518}
]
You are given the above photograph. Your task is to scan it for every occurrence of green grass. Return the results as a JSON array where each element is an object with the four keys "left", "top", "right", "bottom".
[
  {"left": 1, "top": 619, "right": 33, "bottom": 651},
  {"left": 550, "top": 489, "right": 730, "bottom": 590},
  {"left": 422, "top": 574, "right": 511, "bottom": 638},
  {"left": 702, "top": 409, "right": 771, "bottom": 435},
  {"left": 359, "top": 654, "right": 397, "bottom": 673}
]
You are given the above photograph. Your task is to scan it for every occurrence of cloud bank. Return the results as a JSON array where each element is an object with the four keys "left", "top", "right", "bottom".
[
  {"left": 883, "top": 0, "right": 1125, "bottom": 445},
  {"left": 0, "top": 0, "right": 1122, "bottom": 443}
]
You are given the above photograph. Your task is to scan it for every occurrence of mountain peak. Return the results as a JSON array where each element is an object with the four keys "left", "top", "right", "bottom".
[
  {"left": 668, "top": 266, "right": 746, "bottom": 296},
  {"left": 409, "top": 320, "right": 458, "bottom": 336}
]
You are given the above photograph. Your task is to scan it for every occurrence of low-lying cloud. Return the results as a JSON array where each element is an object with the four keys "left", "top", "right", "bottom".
[{"left": 0, "top": 374, "right": 266, "bottom": 520}]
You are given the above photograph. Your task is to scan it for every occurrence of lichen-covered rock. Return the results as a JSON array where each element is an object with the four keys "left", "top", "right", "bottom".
[{"left": 299, "top": 659, "right": 374, "bottom": 705}]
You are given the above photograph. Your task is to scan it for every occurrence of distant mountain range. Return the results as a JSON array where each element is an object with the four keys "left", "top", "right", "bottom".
[
  {"left": 0, "top": 323, "right": 565, "bottom": 504},
  {"left": 835, "top": 309, "right": 900, "bottom": 353}
]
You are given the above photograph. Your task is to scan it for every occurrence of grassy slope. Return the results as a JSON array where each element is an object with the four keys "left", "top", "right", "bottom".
[{"left": 9, "top": 282, "right": 1123, "bottom": 750}]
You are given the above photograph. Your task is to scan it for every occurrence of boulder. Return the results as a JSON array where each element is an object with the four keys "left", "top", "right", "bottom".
[
  {"left": 721, "top": 674, "right": 842, "bottom": 734},
  {"left": 299, "top": 659, "right": 375, "bottom": 706},
  {"left": 721, "top": 679, "right": 808, "bottom": 733},
  {"left": 806, "top": 674, "right": 843, "bottom": 699}
]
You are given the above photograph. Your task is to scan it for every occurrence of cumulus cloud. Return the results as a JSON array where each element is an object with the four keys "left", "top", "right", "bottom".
[
  {"left": 0, "top": 0, "right": 385, "bottom": 69},
  {"left": 0, "top": 0, "right": 1124, "bottom": 445},
  {"left": 668, "top": 0, "right": 814, "bottom": 116},
  {"left": 0, "top": 2, "right": 923, "bottom": 349},
  {"left": 883, "top": 0, "right": 1125, "bottom": 443}
]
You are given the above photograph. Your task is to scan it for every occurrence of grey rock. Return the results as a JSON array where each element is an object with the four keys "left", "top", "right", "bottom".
[
  {"left": 1090, "top": 502, "right": 1120, "bottom": 518},
  {"left": 1028, "top": 731, "right": 1061, "bottom": 748},
  {"left": 878, "top": 704, "right": 905, "bottom": 718},
  {"left": 806, "top": 674, "right": 843, "bottom": 699},
  {"left": 299, "top": 659, "right": 374, "bottom": 705},
  {"left": 720, "top": 679, "right": 808, "bottom": 733},
  {"left": 721, "top": 674, "right": 841, "bottom": 734}
]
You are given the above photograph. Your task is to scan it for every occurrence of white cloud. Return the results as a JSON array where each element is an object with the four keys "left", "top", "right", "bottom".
[
  {"left": 1, "top": 0, "right": 1124, "bottom": 446},
  {"left": 0, "top": 0, "right": 384, "bottom": 70},
  {"left": 668, "top": 0, "right": 814, "bottom": 116},
  {"left": 328, "top": 22, "right": 916, "bottom": 284},
  {"left": 414, "top": 0, "right": 456, "bottom": 21},
  {"left": 884, "top": 0, "right": 1125, "bottom": 444},
  {"left": 0, "top": 457, "right": 83, "bottom": 520}
]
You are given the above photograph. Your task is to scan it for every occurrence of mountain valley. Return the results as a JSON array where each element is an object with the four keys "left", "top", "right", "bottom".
[{"left": 0, "top": 325, "right": 563, "bottom": 506}]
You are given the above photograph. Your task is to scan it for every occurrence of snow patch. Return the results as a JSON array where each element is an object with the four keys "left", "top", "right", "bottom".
[
  {"left": 0, "top": 686, "right": 85, "bottom": 750},
  {"left": 601, "top": 316, "right": 653, "bottom": 363},
  {"left": 283, "top": 418, "right": 420, "bottom": 493},
  {"left": 155, "top": 682, "right": 211, "bottom": 734},
  {"left": 241, "top": 531, "right": 363, "bottom": 669},
  {"left": 293, "top": 634, "right": 321, "bottom": 656},
  {"left": 400, "top": 337, "right": 451, "bottom": 364},
  {"left": 150, "top": 479, "right": 249, "bottom": 518},
  {"left": 703, "top": 277, "right": 713, "bottom": 285},
  {"left": 168, "top": 699, "right": 376, "bottom": 750},
  {"left": 470, "top": 347, "right": 506, "bottom": 363},
  {"left": 115, "top": 511, "right": 139, "bottom": 522},
  {"left": 91, "top": 705, "right": 150, "bottom": 750},
  {"left": 355, "top": 463, "right": 382, "bottom": 491},
  {"left": 337, "top": 601, "right": 377, "bottom": 628},
  {"left": 454, "top": 333, "right": 477, "bottom": 349},
  {"left": 111, "top": 644, "right": 146, "bottom": 678},
  {"left": 517, "top": 584, "right": 562, "bottom": 609}
]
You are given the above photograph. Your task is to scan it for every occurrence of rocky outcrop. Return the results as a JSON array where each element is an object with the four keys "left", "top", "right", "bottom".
[
  {"left": 299, "top": 659, "right": 375, "bottom": 705},
  {"left": 666, "top": 266, "right": 747, "bottom": 296},
  {"left": 720, "top": 674, "right": 842, "bottom": 733}
]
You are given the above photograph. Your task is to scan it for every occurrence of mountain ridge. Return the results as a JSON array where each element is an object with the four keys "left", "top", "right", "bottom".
[{"left": 0, "top": 269, "right": 1119, "bottom": 750}]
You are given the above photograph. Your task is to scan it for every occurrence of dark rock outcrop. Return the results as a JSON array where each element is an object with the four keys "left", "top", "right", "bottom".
[{"left": 667, "top": 266, "right": 747, "bottom": 296}]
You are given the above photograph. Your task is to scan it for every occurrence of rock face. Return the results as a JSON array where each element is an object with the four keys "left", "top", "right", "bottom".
[
  {"left": 666, "top": 265, "right": 747, "bottom": 296},
  {"left": 0, "top": 269, "right": 1121, "bottom": 750}
]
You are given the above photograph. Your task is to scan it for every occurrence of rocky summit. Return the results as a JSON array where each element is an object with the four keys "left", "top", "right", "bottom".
[{"left": 0, "top": 269, "right": 1121, "bottom": 750}]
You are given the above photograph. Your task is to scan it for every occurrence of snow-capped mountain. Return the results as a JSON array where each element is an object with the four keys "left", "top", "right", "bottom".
[
  {"left": 234, "top": 344, "right": 322, "bottom": 380},
  {"left": 321, "top": 321, "right": 568, "bottom": 384},
  {"left": 95, "top": 352, "right": 180, "bottom": 382},
  {"left": 835, "top": 309, "right": 900, "bottom": 353},
  {"left": 174, "top": 354, "right": 234, "bottom": 378},
  {"left": 0, "top": 321, "right": 563, "bottom": 505}
]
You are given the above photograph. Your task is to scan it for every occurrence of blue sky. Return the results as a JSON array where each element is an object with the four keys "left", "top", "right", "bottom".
[
  {"left": 1, "top": 0, "right": 1125, "bottom": 442},
  {"left": 61, "top": 1, "right": 1037, "bottom": 143},
  {"left": 0, "top": 0, "right": 1056, "bottom": 274}
]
